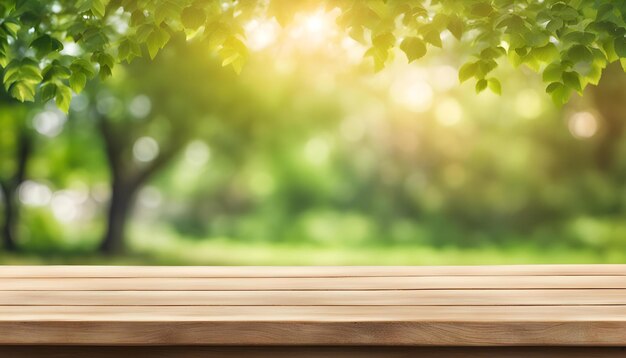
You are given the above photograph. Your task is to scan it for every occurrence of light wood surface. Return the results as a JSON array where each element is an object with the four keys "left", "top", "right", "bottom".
[
  {"left": 0, "top": 265, "right": 625, "bottom": 346},
  {"left": 2, "top": 276, "right": 626, "bottom": 290},
  {"left": 1, "top": 346, "right": 625, "bottom": 358}
]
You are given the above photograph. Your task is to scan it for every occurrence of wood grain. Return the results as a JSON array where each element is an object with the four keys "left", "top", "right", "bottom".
[
  {"left": 0, "top": 265, "right": 625, "bottom": 346},
  {"left": 1, "top": 305, "right": 626, "bottom": 322},
  {"left": 1, "top": 289, "right": 626, "bottom": 306},
  {"left": 1, "top": 275, "right": 625, "bottom": 290},
  {"left": 1, "top": 346, "right": 625, "bottom": 358},
  {"left": 1, "top": 320, "right": 626, "bottom": 345}
]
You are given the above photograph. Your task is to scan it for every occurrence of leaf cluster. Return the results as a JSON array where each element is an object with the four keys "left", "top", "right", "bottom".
[{"left": 1, "top": 0, "right": 626, "bottom": 111}]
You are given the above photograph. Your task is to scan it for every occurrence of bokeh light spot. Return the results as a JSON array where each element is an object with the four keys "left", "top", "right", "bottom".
[
  {"left": 435, "top": 98, "right": 463, "bottom": 126},
  {"left": 33, "top": 110, "right": 66, "bottom": 137},
  {"left": 304, "top": 137, "right": 331, "bottom": 165},
  {"left": 133, "top": 136, "right": 160, "bottom": 162},
  {"left": 568, "top": 112, "right": 598, "bottom": 139},
  {"left": 185, "top": 140, "right": 211, "bottom": 167},
  {"left": 515, "top": 89, "right": 543, "bottom": 119}
]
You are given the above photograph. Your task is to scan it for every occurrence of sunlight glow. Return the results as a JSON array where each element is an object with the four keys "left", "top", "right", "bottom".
[
  {"left": 515, "top": 89, "right": 543, "bottom": 119},
  {"left": 289, "top": 9, "right": 337, "bottom": 46},
  {"left": 245, "top": 19, "right": 280, "bottom": 51},
  {"left": 435, "top": 98, "right": 463, "bottom": 126},
  {"left": 390, "top": 76, "right": 433, "bottom": 113},
  {"left": 430, "top": 66, "right": 458, "bottom": 92},
  {"left": 568, "top": 112, "right": 598, "bottom": 139}
]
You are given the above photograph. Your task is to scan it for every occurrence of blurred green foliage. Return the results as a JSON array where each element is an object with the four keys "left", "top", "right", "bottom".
[{"left": 1, "top": 4, "right": 626, "bottom": 264}]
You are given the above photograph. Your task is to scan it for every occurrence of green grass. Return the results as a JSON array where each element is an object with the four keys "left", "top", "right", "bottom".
[
  {"left": 129, "top": 229, "right": 624, "bottom": 265},
  {"left": 1, "top": 224, "right": 624, "bottom": 265}
]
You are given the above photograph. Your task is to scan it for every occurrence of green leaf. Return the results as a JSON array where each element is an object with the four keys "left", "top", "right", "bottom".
[
  {"left": 220, "top": 36, "right": 248, "bottom": 74},
  {"left": 458, "top": 62, "right": 477, "bottom": 83},
  {"left": 3, "top": 58, "right": 42, "bottom": 93},
  {"left": 55, "top": 84, "right": 72, "bottom": 113},
  {"left": 530, "top": 43, "right": 558, "bottom": 62},
  {"left": 487, "top": 78, "right": 501, "bottom": 95},
  {"left": 475, "top": 79, "right": 487, "bottom": 93},
  {"left": 135, "top": 24, "right": 154, "bottom": 43},
  {"left": 562, "top": 71, "right": 581, "bottom": 92},
  {"left": 567, "top": 45, "right": 593, "bottom": 63},
  {"left": 30, "top": 35, "right": 64, "bottom": 58},
  {"left": 79, "top": 28, "right": 109, "bottom": 52},
  {"left": 99, "top": 64, "right": 112, "bottom": 80},
  {"left": 181, "top": 6, "right": 206, "bottom": 30},
  {"left": 480, "top": 47, "right": 503, "bottom": 60},
  {"left": 447, "top": 16, "right": 464, "bottom": 40},
  {"left": 365, "top": 46, "right": 388, "bottom": 72},
  {"left": 477, "top": 60, "right": 497, "bottom": 77},
  {"left": 146, "top": 27, "right": 170, "bottom": 59},
  {"left": 1, "top": 19, "right": 20, "bottom": 37},
  {"left": 471, "top": 3, "right": 494, "bottom": 17},
  {"left": 40, "top": 82, "right": 57, "bottom": 102},
  {"left": 542, "top": 63, "right": 563, "bottom": 82},
  {"left": 93, "top": 52, "right": 114, "bottom": 69},
  {"left": 399, "top": 37, "right": 426, "bottom": 62},
  {"left": 118, "top": 39, "right": 131, "bottom": 62},
  {"left": 602, "top": 38, "right": 619, "bottom": 62},
  {"left": 70, "top": 58, "right": 96, "bottom": 77},
  {"left": 372, "top": 32, "right": 395, "bottom": 49},
  {"left": 69, "top": 71, "right": 87, "bottom": 93},
  {"left": 155, "top": 0, "right": 182, "bottom": 24},
  {"left": 9, "top": 81, "right": 35, "bottom": 102},
  {"left": 43, "top": 67, "right": 70, "bottom": 83},
  {"left": 546, "top": 82, "right": 562, "bottom": 93},
  {"left": 550, "top": 83, "right": 572, "bottom": 105},
  {"left": 614, "top": 37, "right": 626, "bottom": 58},
  {"left": 561, "top": 31, "right": 595, "bottom": 45},
  {"left": 423, "top": 30, "right": 442, "bottom": 48},
  {"left": 91, "top": 0, "right": 110, "bottom": 18},
  {"left": 546, "top": 19, "right": 563, "bottom": 33},
  {"left": 551, "top": 3, "right": 578, "bottom": 22}
]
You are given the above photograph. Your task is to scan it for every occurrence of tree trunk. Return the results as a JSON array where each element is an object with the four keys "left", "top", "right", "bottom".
[
  {"left": 98, "top": 179, "right": 137, "bottom": 255},
  {"left": 0, "top": 183, "right": 17, "bottom": 252},
  {"left": 0, "top": 127, "right": 32, "bottom": 252},
  {"left": 96, "top": 116, "right": 184, "bottom": 255}
]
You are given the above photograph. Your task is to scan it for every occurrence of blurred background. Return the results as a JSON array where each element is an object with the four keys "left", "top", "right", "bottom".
[{"left": 1, "top": 11, "right": 625, "bottom": 265}]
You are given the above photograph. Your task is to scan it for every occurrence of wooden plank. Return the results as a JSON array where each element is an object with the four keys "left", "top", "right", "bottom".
[
  {"left": 1, "top": 305, "right": 625, "bottom": 322},
  {"left": 1, "top": 346, "right": 625, "bottom": 358},
  {"left": 1, "top": 265, "right": 624, "bottom": 278},
  {"left": 1, "top": 266, "right": 625, "bottom": 346},
  {"left": 0, "top": 320, "right": 625, "bottom": 345},
  {"left": 1, "top": 289, "right": 626, "bottom": 306},
  {"left": 0, "top": 276, "right": 624, "bottom": 290}
]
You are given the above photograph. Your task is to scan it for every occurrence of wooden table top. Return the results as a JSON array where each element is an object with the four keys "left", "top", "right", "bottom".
[{"left": 1, "top": 265, "right": 625, "bottom": 346}]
